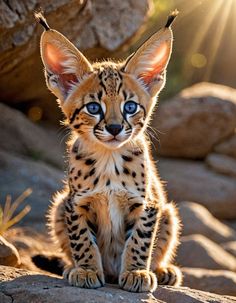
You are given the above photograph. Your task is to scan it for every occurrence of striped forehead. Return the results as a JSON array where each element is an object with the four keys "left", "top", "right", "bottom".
[{"left": 98, "top": 68, "right": 123, "bottom": 98}]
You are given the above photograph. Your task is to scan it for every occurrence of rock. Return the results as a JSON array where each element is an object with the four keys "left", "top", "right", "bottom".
[
  {"left": 153, "top": 83, "right": 236, "bottom": 159},
  {"left": 0, "top": 103, "right": 64, "bottom": 169},
  {"left": 182, "top": 267, "right": 236, "bottom": 296},
  {"left": 214, "top": 133, "right": 236, "bottom": 159},
  {"left": 222, "top": 241, "right": 236, "bottom": 258},
  {"left": 0, "top": 150, "right": 63, "bottom": 229},
  {"left": 206, "top": 153, "right": 236, "bottom": 178},
  {"left": 158, "top": 157, "right": 236, "bottom": 219},
  {"left": 179, "top": 202, "right": 236, "bottom": 243},
  {"left": 0, "top": 0, "right": 151, "bottom": 109},
  {"left": 176, "top": 234, "right": 236, "bottom": 271},
  {"left": 0, "top": 266, "right": 235, "bottom": 303},
  {"left": 0, "top": 236, "right": 21, "bottom": 267}
]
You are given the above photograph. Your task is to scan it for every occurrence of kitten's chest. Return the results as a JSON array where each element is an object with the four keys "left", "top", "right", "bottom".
[{"left": 68, "top": 148, "right": 146, "bottom": 197}]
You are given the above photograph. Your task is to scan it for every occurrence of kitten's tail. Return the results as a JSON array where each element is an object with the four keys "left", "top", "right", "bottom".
[{"left": 32, "top": 254, "right": 65, "bottom": 276}]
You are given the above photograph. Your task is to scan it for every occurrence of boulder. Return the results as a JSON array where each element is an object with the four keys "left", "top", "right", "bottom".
[
  {"left": 214, "top": 133, "right": 236, "bottom": 159},
  {"left": 179, "top": 202, "right": 236, "bottom": 243},
  {"left": 0, "top": 103, "right": 64, "bottom": 169},
  {"left": 0, "top": 150, "right": 63, "bottom": 229},
  {"left": 0, "top": 236, "right": 21, "bottom": 267},
  {"left": 0, "top": 266, "right": 235, "bottom": 303},
  {"left": 153, "top": 83, "right": 236, "bottom": 159},
  {"left": 222, "top": 241, "right": 236, "bottom": 258},
  {"left": 206, "top": 153, "right": 236, "bottom": 178},
  {"left": 182, "top": 267, "right": 236, "bottom": 296},
  {"left": 158, "top": 157, "right": 236, "bottom": 219},
  {"left": 176, "top": 234, "right": 236, "bottom": 271},
  {"left": 0, "top": 0, "right": 151, "bottom": 109}
]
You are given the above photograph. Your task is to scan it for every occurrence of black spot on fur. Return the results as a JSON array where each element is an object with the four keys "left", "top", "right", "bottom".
[
  {"left": 75, "top": 243, "right": 83, "bottom": 252},
  {"left": 80, "top": 204, "right": 89, "bottom": 211},
  {"left": 123, "top": 167, "right": 130, "bottom": 175},
  {"left": 122, "top": 155, "right": 133, "bottom": 162},
  {"left": 143, "top": 220, "right": 155, "bottom": 228},
  {"left": 129, "top": 203, "right": 143, "bottom": 212},
  {"left": 115, "top": 165, "right": 120, "bottom": 175},
  {"left": 93, "top": 177, "right": 99, "bottom": 186},
  {"left": 74, "top": 123, "right": 82, "bottom": 129},
  {"left": 140, "top": 255, "right": 148, "bottom": 261},
  {"left": 89, "top": 168, "right": 96, "bottom": 176},
  {"left": 85, "top": 159, "right": 96, "bottom": 165},
  {"left": 132, "top": 172, "right": 136, "bottom": 178},
  {"left": 71, "top": 225, "right": 78, "bottom": 232},
  {"left": 79, "top": 228, "right": 87, "bottom": 236},
  {"left": 71, "top": 214, "right": 79, "bottom": 221},
  {"left": 137, "top": 229, "right": 152, "bottom": 239}
]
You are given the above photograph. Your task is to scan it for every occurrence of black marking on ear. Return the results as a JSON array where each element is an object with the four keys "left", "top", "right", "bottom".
[
  {"left": 34, "top": 11, "right": 50, "bottom": 31},
  {"left": 122, "top": 53, "right": 135, "bottom": 72},
  {"left": 165, "top": 9, "right": 179, "bottom": 28}
]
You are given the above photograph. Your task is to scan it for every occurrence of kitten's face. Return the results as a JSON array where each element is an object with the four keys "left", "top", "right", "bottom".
[
  {"left": 66, "top": 65, "right": 151, "bottom": 149},
  {"left": 38, "top": 13, "right": 174, "bottom": 150}
]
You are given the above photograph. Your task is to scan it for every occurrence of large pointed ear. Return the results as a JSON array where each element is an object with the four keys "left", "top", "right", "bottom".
[
  {"left": 124, "top": 10, "right": 178, "bottom": 97},
  {"left": 35, "top": 12, "right": 93, "bottom": 103}
]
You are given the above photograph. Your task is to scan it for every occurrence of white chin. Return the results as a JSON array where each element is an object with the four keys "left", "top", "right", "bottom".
[{"left": 101, "top": 139, "right": 126, "bottom": 149}]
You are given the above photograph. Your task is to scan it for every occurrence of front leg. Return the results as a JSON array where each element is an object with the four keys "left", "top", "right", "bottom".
[
  {"left": 119, "top": 200, "right": 160, "bottom": 292},
  {"left": 63, "top": 195, "right": 104, "bottom": 288}
]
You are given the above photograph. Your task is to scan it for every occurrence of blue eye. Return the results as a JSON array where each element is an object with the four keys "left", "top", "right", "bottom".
[
  {"left": 124, "top": 101, "right": 138, "bottom": 114},
  {"left": 86, "top": 102, "right": 101, "bottom": 115}
]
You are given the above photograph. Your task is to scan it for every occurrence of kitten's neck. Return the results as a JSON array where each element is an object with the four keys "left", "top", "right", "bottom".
[{"left": 70, "top": 133, "right": 145, "bottom": 158}]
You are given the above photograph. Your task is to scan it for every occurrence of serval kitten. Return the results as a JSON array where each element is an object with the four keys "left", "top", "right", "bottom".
[{"left": 34, "top": 11, "right": 182, "bottom": 292}]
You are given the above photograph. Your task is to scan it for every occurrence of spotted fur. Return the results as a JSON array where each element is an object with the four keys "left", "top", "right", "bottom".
[{"left": 36, "top": 11, "right": 182, "bottom": 292}]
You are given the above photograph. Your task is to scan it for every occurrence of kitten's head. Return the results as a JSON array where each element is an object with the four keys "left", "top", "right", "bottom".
[{"left": 36, "top": 11, "right": 177, "bottom": 149}]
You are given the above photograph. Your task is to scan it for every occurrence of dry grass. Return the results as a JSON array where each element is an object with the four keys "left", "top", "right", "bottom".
[{"left": 0, "top": 189, "right": 32, "bottom": 235}]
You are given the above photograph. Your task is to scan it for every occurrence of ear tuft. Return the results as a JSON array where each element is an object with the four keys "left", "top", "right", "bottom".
[
  {"left": 34, "top": 10, "right": 50, "bottom": 31},
  {"left": 165, "top": 9, "right": 179, "bottom": 28}
]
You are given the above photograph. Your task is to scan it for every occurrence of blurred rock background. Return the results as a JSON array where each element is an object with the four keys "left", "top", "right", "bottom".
[{"left": 1, "top": 0, "right": 236, "bottom": 302}]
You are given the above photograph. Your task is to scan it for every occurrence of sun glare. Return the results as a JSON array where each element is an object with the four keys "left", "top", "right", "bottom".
[{"left": 179, "top": 0, "right": 236, "bottom": 80}]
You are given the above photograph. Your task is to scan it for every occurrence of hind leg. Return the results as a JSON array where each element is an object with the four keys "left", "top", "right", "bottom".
[{"left": 150, "top": 202, "right": 182, "bottom": 286}]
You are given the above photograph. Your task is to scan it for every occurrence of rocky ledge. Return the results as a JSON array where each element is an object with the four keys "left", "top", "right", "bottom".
[{"left": 0, "top": 266, "right": 235, "bottom": 303}]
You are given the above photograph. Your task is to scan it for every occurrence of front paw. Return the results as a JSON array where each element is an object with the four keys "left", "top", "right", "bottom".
[
  {"left": 63, "top": 266, "right": 105, "bottom": 289},
  {"left": 119, "top": 270, "right": 157, "bottom": 292}
]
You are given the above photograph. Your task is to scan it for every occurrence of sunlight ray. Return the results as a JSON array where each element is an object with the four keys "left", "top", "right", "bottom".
[
  {"left": 183, "top": 0, "right": 223, "bottom": 76},
  {"left": 204, "top": 0, "right": 233, "bottom": 80}
]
